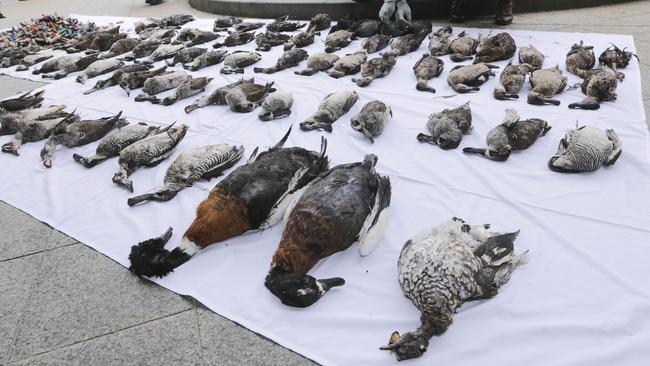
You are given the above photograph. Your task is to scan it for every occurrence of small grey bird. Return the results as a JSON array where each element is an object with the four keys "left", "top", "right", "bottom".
[
  {"left": 568, "top": 66, "right": 623, "bottom": 110},
  {"left": 213, "top": 16, "right": 243, "bottom": 32},
  {"left": 494, "top": 62, "right": 534, "bottom": 100},
  {"left": 253, "top": 49, "right": 308, "bottom": 74},
  {"left": 118, "top": 66, "right": 170, "bottom": 96},
  {"left": 417, "top": 102, "right": 472, "bottom": 150},
  {"left": 327, "top": 50, "right": 367, "bottom": 79},
  {"left": 98, "top": 38, "right": 139, "bottom": 59},
  {"left": 173, "top": 28, "right": 219, "bottom": 47},
  {"left": 225, "top": 82, "right": 276, "bottom": 113},
  {"left": 220, "top": 51, "right": 262, "bottom": 75},
  {"left": 549, "top": 125, "right": 622, "bottom": 173},
  {"left": 447, "top": 63, "right": 498, "bottom": 93},
  {"left": 151, "top": 77, "right": 214, "bottom": 106},
  {"left": 165, "top": 47, "right": 207, "bottom": 66},
  {"left": 300, "top": 91, "right": 359, "bottom": 132},
  {"left": 184, "top": 78, "right": 253, "bottom": 114},
  {"left": 127, "top": 144, "right": 245, "bottom": 206},
  {"left": 2, "top": 111, "right": 79, "bottom": 156},
  {"left": 528, "top": 66, "right": 567, "bottom": 106},
  {"left": 182, "top": 50, "right": 228, "bottom": 71},
  {"left": 73, "top": 122, "right": 161, "bottom": 168},
  {"left": 474, "top": 32, "right": 517, "bottom": 64},
  {"left": 518, "top": 44, "right": 544, "bottom": 69},
  {"left": 119, "top": 39, "right": 162, "bottom": 61},
  {"left": 428, "top": 26, "right": 453, "bottom": 56},
  {"left": 259, "top": 91, "right": 294, "bottom": 121},
  {"left": 361, "top": 34, "right": 391, "bottom": 54},
  {"left": 113, "top": 124, "right": 188, "bottom": 192},
  {"left": 84, "top": 64, "right": 153, "bottom": 95},
  {"left": 15, "top": 54, "right": 54, "bottom": 72},
  {"left": 0, "top": 105, "right": 66, "bottom": 135},
  {"left": 283, "top": 25, "right": 320, "bottom": 51},
  {"left": 566, "top": 40, "right": 595, "bottom": 78},
  {"left": 413, "top": 54, "right": 444, "bottom": 93},
  {"left": 352, "top": 51, "right": 398, "bottom": 87},
  {"left": 294, "top": 53, "right": 339, "bottom": 76},
  {"left": 325, "top": 30, "right": 354, "bottom": 53},
  {"left": 350, "top": 100, "right": 391, "bottom": 144},
  {"left": 134, "top": 71, "right": 191, "bottom": 103},
  {"left": 255, "top": 31, "right": 291, "bottom": 52},
  {"left": 76, "top": 58, "right": 124, "bottom": 84}
]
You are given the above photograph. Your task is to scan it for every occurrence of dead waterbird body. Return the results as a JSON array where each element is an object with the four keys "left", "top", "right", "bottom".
[
  {"left": 362, "top": 34, "right": 391, "bottom": 54},
  {"left": 295, "top": 53, "right": 339, "bottom": 76},
  {"left": 309, "top": 13, "right": 331, "bottom": 31},
  {"left": 84, "top": 63, "right": 153, "bottom": 95},
  {"left": 566, "top": 41, "right": 595, "bottom": 77},
  {"left": 428, "top": 26, "right": 453, "bottom": 56},
  {"left": 134, "top": 71, "right": 191, "bottom": 102},
  {"left": 527, "top": 66, "right": 567, "bottom": 106},
  {"left": 2, "top": 111, "right": 79, "bottom": 156},
  {"left": 173, "top": 28, "right": 219, "bottom": 47},
  {"left": 518, "top": 44, "right": 544, "bottom": 69},
  {"left": 474, "top": 32, "right": 517, "bottom": 64},
  {"left": 267, "top": 15, "right": 306, "bottom": 32},
  {"left": 417, "top": 102, "right": 472, "bottom": 150},
  {"left": 119, "top": 66, "right": 170, "bottom": 96},
  {"left": 449, "top": 31, "right": 479, "bottom": 62},
  {"left": 413, "top": 54, "right": 444, "bottom": 93},
  {"left": 494, "top": 62, "right": 534, "bottom": 100},
  {"left": 40, "top": 53, "right": 99, "bottom": 79},
  {"left": 325, "top": 30, "right": 354, "bottom": 53},
  {"left": 447, "top": 63, "right": 498, "bottom": 93},
  {"left": 183, "top": 50, "right": 228, "bottom": 71},
  {"left": 255, "top": 31, "right": 291, "bottom": 52},
  {"left": 76, "top": 58, "right": 124, "bottom": 84},
  {"left": 14, "top": 54, "right": 54, "bottom": 72},
  {"left": 151, "top": 77, "right": 214, "bottom": 106},
  {"left": 0, "top": 105, "right": 66, "bottom": 136},
  {"left": 184, "top": 78, "right": 253, "bottom": 113},
  {"left": 221, "top": 51, "right": 262, "bottom": 74},
  {"left": 165, "top": 47, "right": 206, "bottom": 67},
  {"left": 328, "top": 51, "right": 367, "bottom": 79},
  {"left": 391, "top": 30, "right": 430, "bottom": 56},
  {"left": 352, "top": 51, "right": 398, "bottom": 87},
  {"left": 350, "top": 100, "right": 392, "bottom": 143},
  {"left": 0, "top": 90, "right": 45, "bottom": 113},
  {"left": 254, "top": 49, "right": 308, "bottom": 74},
  {"left": 98, "top": 38, "right": 140, "bottom": 59},
  {"left": 119, "top": 39, "right": 162, "bottom": 61},
  {"left": 213, "top": 31, "right": 255, "bottom": 48},
  {"left": 568, "top": 66, "right": 623, "bottom": 110},
  {"left": 549, "top": 125, "right": 622, "bottom": 173},
  {"left": 213, "top": 16, "right": 243, "bottom": 32},
  {"left": 300, "top": 91, "right": 359, "bottom": 132},
  {"left": 259, "top": 91, "right": 294, "bottom": 121},
  {"left": 284, "top": 26, "right": 320, "bottom": 51},
  {"left": 599, "top": 44, "right": 639, "bottom": 69},
  {"left": 225, "top": 82, "right": 276, "bottom": 113}
]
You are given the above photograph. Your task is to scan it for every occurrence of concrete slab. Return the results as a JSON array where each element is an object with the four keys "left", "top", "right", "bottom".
[
  {"left": 10, "top": 310, "right": 202, "bottom": 366},
  {"left": 7, "top": 244, "right": 193, "bottom": 362},
  {"left": 0, "top": 75, "right": 47, "bottom": 99},
  {"left": 0, "top": 202, "right": 63, "bottom": 261}
]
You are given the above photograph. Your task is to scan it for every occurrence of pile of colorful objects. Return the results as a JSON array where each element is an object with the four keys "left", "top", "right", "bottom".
[{"left": 0, "top": 14, "right": 98, "bottom": 50}]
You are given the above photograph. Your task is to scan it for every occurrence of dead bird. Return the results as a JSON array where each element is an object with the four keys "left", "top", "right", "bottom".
[
  {"left": 259, "top": 91, "right": 294, "bottom": 121},
  {"left": 213, "top": 31, "right": 255, "bottom": 48},
  {"left": 234, "top": 22, "right": 265, "bottom": 32},
  {"left": 97, "top": 38, "right": 139, "bottom": 59},
  {"left": 352, "top": 51, "right": 398, "bottom": 87},
  {"left": 447, "top": 63, "right": 498, "bottom": 93},
  {"left": 0, "top": 49, "right": 28, "bottom": 68},
  {"left": 173, "top": 28, "right": 219, "bottom": 47},
  {"left": 449, "top": 31, "right": 479, "bottom": 62},
  {"left": 518, "top": 44, "right": 544, "bottom": 69},
  {"left": 329, "top": 14, "right": 360, "bottom": 34},
  {"left": 254, "top": 49, "right": 308, "bottom": 74},
  {"left": 568, "top": 66, "right": 623, "bottom": 110},
  {"left": 76, "top": 58, "right": 124, "bottom": 84},
  {"left": 184, "top": 78, "right": 253, "bottom": 113},
  {"left": 112, "top": 124, "right": 188, "bottom": 192},
  {"left": 85, "top": 32, "right": 128, "bottom": 54},
  {"left": 528, "top": 65, "right": 567, "bottom": 106},
  {"left": 151, "top": 77, "right": 214, "bottom": 106},
  {"left": 37, "top": 53, "right": 99, "bottom": 79},
  {"left": 549, "top": 125, "right": 622, "bottom": 173},
  {"left": 463, "top": 108, "right": 551, "bottom": 161},
  {"left": 327, "top": 50, "right": 367, "bottom": 79},
  {"left": 165, "top": 47, "right": 206, "bottom": 66},
  {"left": 413, "top": 54, "right": 445, "bottom": 93},
  {"left": 0, "top": 105, "right": 66, "bottom": 135},
  {"left": 84, "top": 64, "right": 154, "bottom": 95},
  {"left": 494, "top": 62, "right": 534, "bottom": 100},
  {"left": 474, "top": 32, "right": 517, "bottom": 64},
  {"left": 325, "top": 30, "right": 354, "bottom": 53},
  {"left": 283, "top": 26, "right": 320, "bottom": 50},
  {"left": 32, "top": 55, "right": 81, "bottom": 75},
  {"left": 15, "top": 54, "right": 54, "bottom": 72},
  {"left": 127, "top": 144, "right": 245, "bottom": 206},
  {"left": 134, "top": 71, "right": 191, "bottom": 102},
  {"left": 417, "top": 102, "right": 472, "bottom": 150},
  {"left": 428, "top": 26, "right": 453, "bottom": 56},
  {"left": 353, "top": 20, "right": 381, "bottom": 38},
  {"left": 300, "top": 91, "right": 359, "bottom": 132},
  {"left": 182, "top": 50, "right": 228, "bottom": 71},
  {"left": 380, "top": 19, "right": 410, "bottom": 37},
  {"left": 381, "top": 218, "right": 526, "bottom": 361},
  {"left": 391, "top": 30, "right": 430, "bottom": 56},
  {"left": 0, "top": 90, "right": 45, "bottom": 113},
  {"left": 60, "top": 27, "right": 121, "bottom": 53},
  {"left": 119, "top": 39, "right": 162, "bottom": 61},
  {"left": 265, "top": 154, "right": 391, "bottom": 308},
  {"left": 295, "top": 53, "right": 339, "bottom": 76},
  {"left": 350, "top": 100, "right": 391, "bottom": 144},
  {"left": 599, "top": 44, "right": 639, "bottom": 69},
  {"left": 267, "top": 15, "right": 306, "bottom": 32},
  {"left": 225, "top": 82, "right": 276, "bottom": 113},
  {"left": 2, "top": 111, "right": 80, "bottom": 156},
  {"left": 309, "top": 13, "right": 332, "bottom": 31},
  {"left": 40, "top": 111, "right": 127, "bottom": 168},
  {"left": 119, "top": 66, "right": 170, "bottom": 96},
  {"left": 154, "top": 14, "right": 195, "bottom": 27},
  {"left": 566, "top": 41, "right": 595, "bottom": 77},
  {"left": 255, "top": 31, "right": 291, "bottom": 52},
  {"left": 138, "top": 28, "right": 176, "bottom": 43},
  {"left": 213, "top": 16, "right": 243, "bottom": 32},
  {"left": 220, "top": 51, "right": 262, "bottom": 74},
  {"left": 73, "top": 122, "right": 161, "bottom": 168},
  {"left": 127, "top": 129, "right": 328, "bottom": 278},
  {"left": 138, "top": 44, "right": 185, "bottom": 64},
  {"left": 362, "top": 34, "right": 391, "bottom": 54}
]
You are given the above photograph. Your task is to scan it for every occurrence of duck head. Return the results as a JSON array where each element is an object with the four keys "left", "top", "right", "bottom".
[
  {"left": 265, "top": 267, "right": 345, "bottom": 308},
  {"left": 128, "top": 227, "right": 190, "bottom": 277},
  {"left": 380, "top": 331, "right": 430, "bottom": 361},
  {"left": 437, "top": 130, "right": 463, "bottom": 150}
]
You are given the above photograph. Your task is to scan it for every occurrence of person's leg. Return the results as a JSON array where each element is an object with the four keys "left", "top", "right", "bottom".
[{"left": 495, "top": 0, "right": 514, "bottom": 25}]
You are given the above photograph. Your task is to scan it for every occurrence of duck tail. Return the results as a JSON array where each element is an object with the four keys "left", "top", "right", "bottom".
[
  {"left": 128, "top": 227, "right": 193, "bottom": 278},
  {"left": 493, "top": 248, "right": 529, "bottom": 288},
  {"left": 358, "top": 175, "right": 391, "bottom": 256}
]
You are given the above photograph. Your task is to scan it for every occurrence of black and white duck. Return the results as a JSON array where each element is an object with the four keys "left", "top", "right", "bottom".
[{"left": 549, "top": 124, "right": 622, "bottom": 173}]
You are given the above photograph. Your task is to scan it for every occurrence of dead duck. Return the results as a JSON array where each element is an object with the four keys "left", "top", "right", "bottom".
[
  {"left": 255, "top": 31, "right": 292, "bottom": 52},
  {"left": 265, "top": 154, "right": 391, "bottom": 308},
  {"left": 213, "top": 16, "right": 243, "bottom": 32},
  {"left": 295, "top": 53, "right": 339, "bottom": 76},
  {"left": 84, "top": 64, "right": 153, "bottom": 95},
  {"left": 98, "top": 38, "right": 139, "bottom": 59},
  {"left": 128, "top": 128, "right": 329, "bottom": 278},
  {"left": 184, "top": 78, "right": 253, "bottom": 113},
  {"left": 327, "top": 50, "right": 368, "bottom": 79},
  {"left": 173, "top": 28, "right": 219, "bottom": 47},
  {"left": 221, "top": 51, "right": 262, "bottom": 74},
  {"left": 353, "top": 20, "right": 381, "bottom": 39},
  {"left": 182, "top": 50, "right": 228, "bottom": 71},
  {"left": 417, "top": 102, "right": 472, "bottom": 150},
  {"left": 165, "top": 47, "right": 207, "bottom": 66},
  {"left": 283, "top": 26, "right": 319, "bottom": 50},
  {"left": 73, "top": 122, "right": 161, "bottom": 168},
  {"left": 32, "top": 55, "right": 81, "bottom": 75},
  {"left": 325, "top": 30, "right": 354, "bottom": 53},
  {"left": 138, "top": 28, "right": 176, "bottom": 43},
  {"left": 569, "top": 66, "right": 623, "bottom": 110},
  {"left": 254, "top": 49, "right": 308, "bottom": 74},
  {"left": 380, "top": 19, "right": 410, "bottom": 37},
  {"left": 225, "top": 82, "right": 276, "bottom": 113},
  {"left": 381, "top": 218, "right": 526, "bottom": 361},
  {"left": 76, "top": 58, "right": 124, "bottom": 84},
  {"left": 413, "top": 54, "right": 444, "bottom": 93},
  {"left": 309, "top": 13, "right": 332, "bottom": 31},
  {"left": 474, "top": 32, "right": 517, "bottom": 64},
  {"left": 112, "top": 124, "right": 188, "bottom": 192},
  {"left": 494, "top": 62, "right": 534, "bottom": 100},
  {"left": 61, "top": 27, "right": 121, "bottom": 53},
  {"left": 350, "top": 100, "right": 391, "bottom": 144},
  {"left": 40, "top": 54, "right": 99, "bottom": 79},
  {"left": 352, "top": 51, "right": 398, "bottom": 87},
  {"left": 40, "top": 111, "right": 127, "bottom": 168},
  {"left": 0, "top": 49, "right": 28, "bottom": 68},
  {"left": 549, "top": 125, "right": 622, "bottom": 173},
  {"left": 329, "top": 14, "right": 360, "bottom": 34},
  {"left": 449, "top": 31, "right": 479, "bottom": 62},
  {"left": 527, "top": 66, "right": 567, "bottom": 106},
  {"left": 447, "top": 63, "right": 498, "bottom": 93},
  {"left": 0, "top": 90, "right": 45, "bottom": 113},
  {"left": 14, "top": 54, "right": 54, "bottom": 72},
  {"left": 234, "top": 22, "right": 265, "bottom": 32},
  {"left": 2, "top": 111, "right": 79, "bottom": 156},
  {"left": 566, "top": 41, "right": 595, "bottom": 77},
  {"left": 259, "top": 91, "right": 294, "bottom": 121},
  {"left": 428, "top": 26, "right": 453, "bottom": 56},
  {"left": 151, "top": 77, "right": 214, "bottom": 106},
  {"left": 119, "top": 66, "right": 170, "bottom": 96},
  {"left": 463, "top": 108, "right": 551, "bottom": 161},
  {"left": 0, "top": 105, "right": 66, "bottom": 135},
  {"left": 85, "top": 32, "right": 128, "bottom": 54},
  {"left": 134, "top": 71, "right": 191, "bottom": 102},
  {"left": 390, "top": 29, "right": 430, "bottom": 56},
  {"left": 213, "top": 31, "right": 255, "bottom": 49},
  {"left": 154, "top": 14, "right": 195, "bottom": 27},
  {"left": 127, "top": 144, "right": 245, "bottom": 206},
  {"left": 518, "top": 44, "right": 544, "bottom": 69},
  {"left": 599, "top": 44, "right": 639, "bottom": 69},
  {"left": 362, "top": 34, "right": 391, "bottom": 54},
  {"left": 267, "top": 15, "right": 306, "bottom": 32},
  {"left": 119, "top": 39, "right": 162, "bottom": 61},
  {"left": 300, "top": 91, "right": 359, "bottom": 132},
  {"left": 138, "top": 44, "right": 185, "bottom": 64}
]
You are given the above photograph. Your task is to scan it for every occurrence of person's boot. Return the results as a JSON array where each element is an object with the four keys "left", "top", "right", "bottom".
[
  {"left": 449, "top": 0, "right": 465, "bottom": 23},
  {"left": 495, "top": 0, "right": 513, "bottom": 25},
  {"left": 145, "top": 0, "right": 164, "bottom": 5}
]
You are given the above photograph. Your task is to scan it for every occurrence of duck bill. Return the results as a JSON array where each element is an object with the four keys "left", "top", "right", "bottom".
[
  {"left": 1, "top": 139, "right": 21, "bottom": 155},
  {"left": 318, "top": 277, "right": 345, "bottom": 293},
  {"left": 127, "top": 188, "right": 179, "bottom": 206},
  {"left": 299, "top": 121, "right": 333, "bottom": 133},
  {"left": 184, "top": 104, "right": 199, "bottom": 114}
]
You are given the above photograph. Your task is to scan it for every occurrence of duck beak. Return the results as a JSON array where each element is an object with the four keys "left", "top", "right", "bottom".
[
  {"left": 379, "top": 331, "right": 401, "bottom": 350},
  {"left": 317, "top": 277, "right": 345, "bottom": 294},
  {"left": 184, "top": 104, "right": 198, "bottom": 114}
]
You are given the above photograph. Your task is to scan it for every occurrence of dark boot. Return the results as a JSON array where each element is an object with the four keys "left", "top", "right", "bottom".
[
  {"left": 495, "top": 0, "right": 513, "bottom": 25},
  {"left": 449, "top": 0, "right": 465, "bottom": 23}
]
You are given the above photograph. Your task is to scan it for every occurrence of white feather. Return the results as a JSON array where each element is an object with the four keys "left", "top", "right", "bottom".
[
  {"left": 260, "top": 166, "right": 309, "bottom": 229},
  {"left": 358, "top": 208, "right": 389, "bottom": 256},
  {"left": 282, "top": 185, "right": 308, "bottom": 225}
]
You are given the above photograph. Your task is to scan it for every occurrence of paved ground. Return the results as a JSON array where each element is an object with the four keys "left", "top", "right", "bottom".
[{"left": 0, "top": 1, "right": 649, "bottom": 365}]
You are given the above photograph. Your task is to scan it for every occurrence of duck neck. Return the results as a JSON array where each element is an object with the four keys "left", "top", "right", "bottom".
[
  {"left": 417, "top": 312, "right": 453, "bottom": 339},
  {"left": 271, "top": 245, "right": 318, "bottom": 274}
]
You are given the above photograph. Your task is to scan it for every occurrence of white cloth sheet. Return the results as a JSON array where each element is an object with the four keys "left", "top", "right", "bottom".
[{"left": 1, "top": 15, "right": 650, "bottom": 365}]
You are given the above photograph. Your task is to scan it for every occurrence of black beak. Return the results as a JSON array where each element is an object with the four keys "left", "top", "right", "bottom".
[{"left": 318, "top": 277, "right": 345, "bottom": 292}]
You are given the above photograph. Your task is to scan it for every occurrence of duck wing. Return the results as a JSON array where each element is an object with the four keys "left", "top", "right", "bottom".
[{"left": 357, "top": 175, "right": 392, "bottom": 256}]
